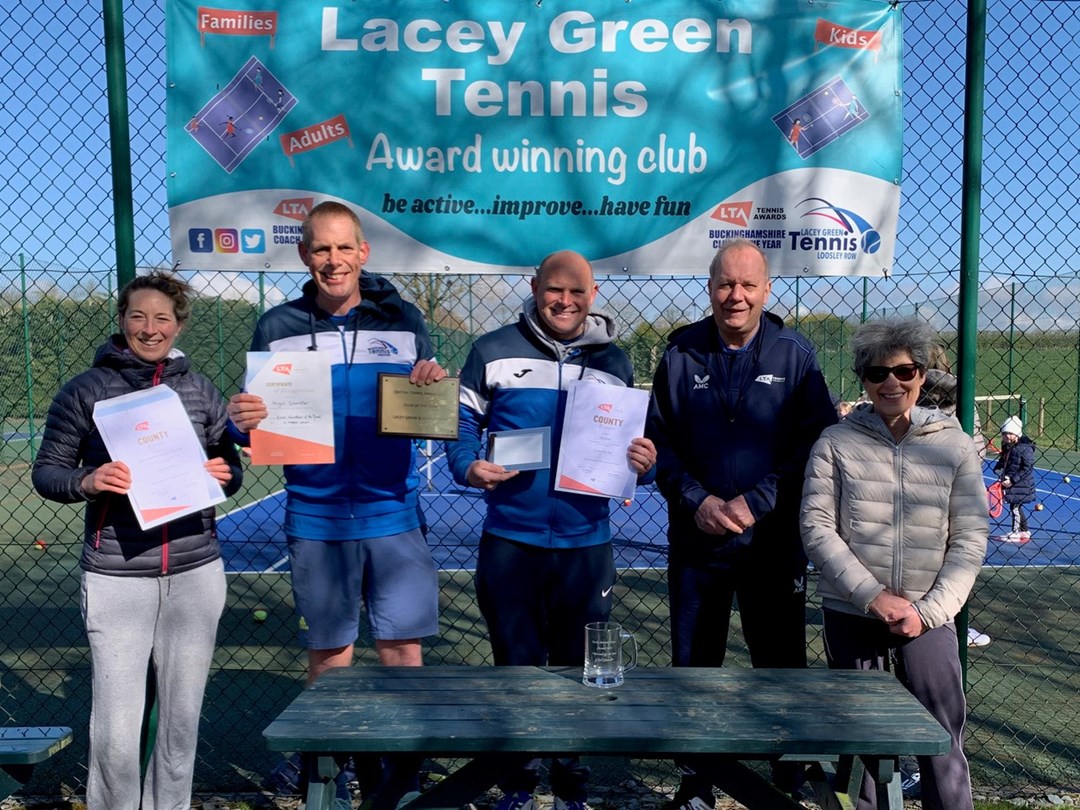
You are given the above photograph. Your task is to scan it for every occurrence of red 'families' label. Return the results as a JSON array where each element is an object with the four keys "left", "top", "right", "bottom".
[{"left": 197, "top": 7, "right": 277, "bottom": 37}]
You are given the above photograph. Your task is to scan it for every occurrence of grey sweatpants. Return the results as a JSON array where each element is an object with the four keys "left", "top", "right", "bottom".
[
  {"left": 823, "top": 609, "right": 974, "bottom": 810},
  {"left": 81, "top": 561, "right": 226, "bottom": 810}
]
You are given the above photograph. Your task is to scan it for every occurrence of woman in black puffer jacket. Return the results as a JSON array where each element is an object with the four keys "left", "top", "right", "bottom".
[{"left": 33, "top": 271, "right": 242, "bottom": 810}]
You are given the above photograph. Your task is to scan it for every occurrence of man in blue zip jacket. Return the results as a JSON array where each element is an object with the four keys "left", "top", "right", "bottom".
[
  {"left": 447, "top": 250, "right": 656, "bottom": 810},
  {"left": 228, "top": 201, "right": 445, "bottom": 807},
  {"left": 646, "top": 239, "right": 836, "bottom": 809}
]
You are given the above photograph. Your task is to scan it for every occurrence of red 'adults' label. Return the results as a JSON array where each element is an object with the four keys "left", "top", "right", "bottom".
[
  {"left": 813, "top": 19, "right": 882, "bottom": 51},
  {"left": 710, "top": 202, "right": 752, "bottom": 227},
  {"left": 272, "top": 364, "right": 293, "bottom": 375},
  {"left": 280, "top": 115, "right": 352, "bottom": 160}
]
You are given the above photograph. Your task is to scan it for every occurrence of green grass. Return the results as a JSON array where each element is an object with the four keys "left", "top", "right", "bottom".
[{"left": 3, "top": 521, "right": 1079, "bottom": 795}]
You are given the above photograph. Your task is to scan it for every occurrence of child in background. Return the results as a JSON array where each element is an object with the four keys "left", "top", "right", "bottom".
[{"left": 995, "top": 415, "right": 1036, "bottom": 542}]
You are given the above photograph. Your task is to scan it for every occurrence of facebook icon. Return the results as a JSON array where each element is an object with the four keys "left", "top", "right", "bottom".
[{"left": 189, "top": 228, "right": 213, "bottom": 253}]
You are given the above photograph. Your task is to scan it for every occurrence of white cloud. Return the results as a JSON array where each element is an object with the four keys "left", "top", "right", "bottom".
[{"left": 188, "top": 271, "right": 287, "bottom": 306}]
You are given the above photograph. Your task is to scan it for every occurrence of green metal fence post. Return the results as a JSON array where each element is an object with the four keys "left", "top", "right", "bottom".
[
  {"left": 956, "top": 0, "right": 989, "bottom": 691},
  {"left": 19, "top": 254, "right": 36, "bottom": 461},
  {"left": 1008, "top": 281, "right": 1016, "bottom": 396},
  {"left": 102, "top": 0, "right": 136, "bottom": 291},
  {"left": 1075, "top": 326, "right": 1080, "bottom": 451},
  {"left": 794, "top": 276, "right": 801, "bottom": 330},
  {"left": 217, "top": 297, "right": 225, "bottom": 394}
]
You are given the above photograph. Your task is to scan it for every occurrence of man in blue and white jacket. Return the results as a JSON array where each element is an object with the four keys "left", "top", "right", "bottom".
[
  {"left": 228, "top": 201, "right": 445, "bottom": 682},
  {"left": 646, "top": 239, "right": 837, "bottom": 809},
  {"left": 447, "top": 250, "right": 656, "bottom": 810}
]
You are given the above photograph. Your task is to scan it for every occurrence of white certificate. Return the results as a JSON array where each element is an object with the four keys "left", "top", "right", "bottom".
[
  {"left": 554, "top": 380, "right": 649, "bottom": 500},
  {"left": 245, "top": 351, "right": 335, "bottom": 465},
  {"left": 92, "top": 386, "right": 226, "bottom": 531}
]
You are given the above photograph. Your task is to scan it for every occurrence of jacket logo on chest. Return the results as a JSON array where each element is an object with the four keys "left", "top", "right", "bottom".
[
  {"left": 693, "top": 374, "right": 710, "bottom": 390},
  {"left": 513, "top": 368, "right": 533, "bottom": 378},
  {"left": 367, "top": 338, "right": 399, "bottom": 356},
  {"left": 754, "top": 374, "right": 786, "bottom": 385}
]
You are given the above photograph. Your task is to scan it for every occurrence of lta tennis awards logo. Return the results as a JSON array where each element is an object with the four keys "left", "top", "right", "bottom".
[{"left": 789, "top": 198, "right": 881, "bottom": 261}]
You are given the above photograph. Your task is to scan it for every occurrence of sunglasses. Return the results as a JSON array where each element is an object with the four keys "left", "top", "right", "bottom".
[{"left": 862, "top": 363, "right": 923, "bottom": 384}]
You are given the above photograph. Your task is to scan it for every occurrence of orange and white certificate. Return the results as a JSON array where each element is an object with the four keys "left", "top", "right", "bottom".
[
  {"left": 92, "top": 386, "right": 225, "bottom": 531},
  {"left": 245, "top": 351, "right": 334, "bottom": 465},
  {"left": 554, "top": 380, "right": 649, "bottom": 500}
]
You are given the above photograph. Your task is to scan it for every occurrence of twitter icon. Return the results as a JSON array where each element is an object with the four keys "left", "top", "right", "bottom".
[{"left": 241, "top": 229, "right": 266, "bottom": 253}]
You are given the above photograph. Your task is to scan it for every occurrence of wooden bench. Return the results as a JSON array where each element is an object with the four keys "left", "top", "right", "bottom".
[
  {"left": 264, "top": 666, "right": 950, "bottom": 810},
  {"left": 0, "top": 726, "right": 73, "bottom": 801}
]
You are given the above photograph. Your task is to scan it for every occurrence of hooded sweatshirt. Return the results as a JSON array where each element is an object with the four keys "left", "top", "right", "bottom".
[
  {"left": 447, "top": 298, "right": 637, "bottom": 548},
  {"left": 240, "top": 273, "right": 435, "bottom": 540}
]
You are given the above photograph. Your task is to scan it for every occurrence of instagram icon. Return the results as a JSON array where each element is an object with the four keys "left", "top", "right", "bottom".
[{"left": 214, "top": 228, "right": 239, "bottom": 253}]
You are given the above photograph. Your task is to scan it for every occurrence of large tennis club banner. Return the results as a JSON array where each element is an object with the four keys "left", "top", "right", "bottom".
[{"left": 166, "top": 1, "right": 902, "bottom": 275}]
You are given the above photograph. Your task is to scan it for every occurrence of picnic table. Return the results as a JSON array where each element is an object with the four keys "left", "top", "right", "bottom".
[
  {"left": 0, "top": 726, "right": 73, "bottom": 801},
  {"left": 264, "top": 666, "right": 950, "bottom": 810}
]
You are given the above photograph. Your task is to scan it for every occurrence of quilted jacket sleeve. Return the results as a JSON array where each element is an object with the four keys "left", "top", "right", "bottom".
[
  {"left": 800, "top": 430, "right": 886, "bottom": 612},
  {"left": 32, "top": 375, "right": 98, "bottom": 504},
  {"left": 913, "top": 443, "right": 988, "bottom": 628}
]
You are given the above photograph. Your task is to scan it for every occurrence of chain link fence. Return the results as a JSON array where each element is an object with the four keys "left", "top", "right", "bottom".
[{"left": 2, "top": 0, "right": 1079, "bottom": 800}]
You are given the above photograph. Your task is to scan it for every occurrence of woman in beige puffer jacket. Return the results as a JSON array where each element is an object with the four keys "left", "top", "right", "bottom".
[{"left": 800, "top": 317, "right": 988, "bottom": 810}]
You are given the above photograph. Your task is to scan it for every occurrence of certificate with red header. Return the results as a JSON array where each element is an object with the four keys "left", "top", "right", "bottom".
[
  {"left": 92, "top": 386, "right": 226, "bottom": 531},
  {"left": 554, "top": 380, "right": 649, "bottom": 500},
  {"left": 246, "top": 351, "right": 334, "bottom": 465}
]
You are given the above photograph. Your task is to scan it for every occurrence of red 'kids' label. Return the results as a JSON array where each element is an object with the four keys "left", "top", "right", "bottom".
[{"left": 814, "top": 19, "right": 882, "bottom": 51}]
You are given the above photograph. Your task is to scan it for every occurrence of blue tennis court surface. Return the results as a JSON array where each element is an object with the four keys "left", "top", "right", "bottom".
[
  {"left": 216, "top": 451, "right": 1080, "bottom": 574},
  {"left": 217, "top": 446, "right": 669, "bottom": 574},
  {"left": 983, "top": 460, "right": 1080, "bottom": 567},
  {"left": 186, "top": 56, "right": 297, "bottom": 173}
]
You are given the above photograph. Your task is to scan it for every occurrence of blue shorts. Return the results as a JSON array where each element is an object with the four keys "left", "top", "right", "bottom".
[{"left": 287, "top": 528, "right": 439, "bottom": 650}]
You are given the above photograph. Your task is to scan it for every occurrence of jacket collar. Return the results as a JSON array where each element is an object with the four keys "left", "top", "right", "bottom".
[
  {"left": 300, "top": 271, "right": 406, "bottom": 322},
  {"left": 520, "top": 297, "right": 616, "bottom": 361}
]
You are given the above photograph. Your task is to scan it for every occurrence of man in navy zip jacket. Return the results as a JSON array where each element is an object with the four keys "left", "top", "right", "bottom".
[
  {"left": 228, "top": 202, "right": 444, "bottom": 806},
  {"left": 645, "top": 239, "right": 836, "bottom": 809},
  {"left": 446, "top": 250, "right": 656, "bottom": 810}
]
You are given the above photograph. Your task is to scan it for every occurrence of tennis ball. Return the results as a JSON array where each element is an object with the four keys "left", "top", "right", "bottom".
[
  {"left": 1064, "top": 476, "right": 1071, "bottom": 484},
  {"left": 253, "top": 609, "right": 268, "bottom": 623},
  {"left": 1035, "top": 503, "right": 1044, "bottom": 511}
]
